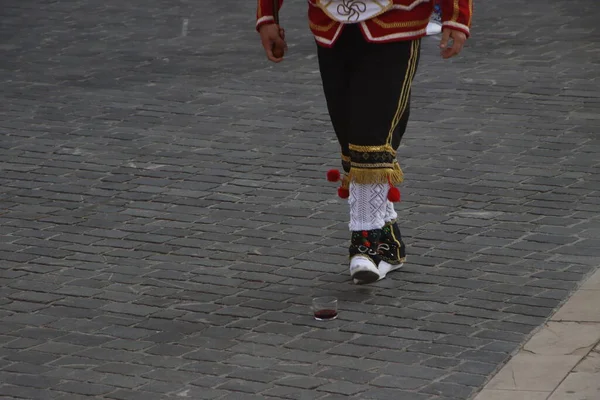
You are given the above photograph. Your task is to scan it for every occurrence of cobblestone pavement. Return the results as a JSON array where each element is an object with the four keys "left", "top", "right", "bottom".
[{"left": 0, "top": 0, "right": 599, "bottom": 399}]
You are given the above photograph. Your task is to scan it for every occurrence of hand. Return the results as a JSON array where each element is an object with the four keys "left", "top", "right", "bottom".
[
  {"left": 439, "top": 28, "right": 467, "bottom": 59},
  {"left": 259, "top": 23, "right": 287, "bottom": 63}
]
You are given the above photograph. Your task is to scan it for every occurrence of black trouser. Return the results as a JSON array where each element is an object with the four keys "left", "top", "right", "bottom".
[{"left": 317, "top": 25, "right": 421, "bottom": 184}]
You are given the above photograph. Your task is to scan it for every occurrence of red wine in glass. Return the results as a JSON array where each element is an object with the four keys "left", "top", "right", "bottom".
[{"left": 314, "top": 309, "right": 338, "bottom": 321}]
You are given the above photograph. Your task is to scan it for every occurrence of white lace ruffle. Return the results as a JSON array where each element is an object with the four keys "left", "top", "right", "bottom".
[{"left": 384, "top": 200, "right": 398, "bottom": 223}]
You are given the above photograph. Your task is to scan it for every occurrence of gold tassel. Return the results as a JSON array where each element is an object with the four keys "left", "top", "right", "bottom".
[
  {"left": 341, "top": 174, "right": 350, "bottom": 189},
  {"left": 348, "top": 163, "right": 404, "bottom": 185}
]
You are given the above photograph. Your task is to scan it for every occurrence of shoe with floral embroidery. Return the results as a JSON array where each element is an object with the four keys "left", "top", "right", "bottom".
[{"left": 349, "top": 229, "right": 382, "bottom": 284}]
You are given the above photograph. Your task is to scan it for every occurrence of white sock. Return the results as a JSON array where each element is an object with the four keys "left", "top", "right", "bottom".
[{"left": 348, "top": 182, "right": 387, "bottom": 231}]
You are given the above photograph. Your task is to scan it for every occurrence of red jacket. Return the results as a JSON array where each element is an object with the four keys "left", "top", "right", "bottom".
[{"left": 257, "top": 0, "right": 472, "bottom": 47}]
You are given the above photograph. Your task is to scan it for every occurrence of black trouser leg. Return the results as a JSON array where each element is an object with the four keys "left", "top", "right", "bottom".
[{"left": 317, "top": 25, "right": 421, "bottom": 184}]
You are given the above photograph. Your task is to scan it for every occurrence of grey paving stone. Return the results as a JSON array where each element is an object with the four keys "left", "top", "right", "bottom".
[
  {"left": 1, "top": 373, "right": 61, "bottom": 389},
  {"left": 275, "top": 375, "right": 330, "bottom": 389},
  {"left": 55, "top": 333, "right": 113, "bottom": 347},
  {"left": 442, "top": 372, "right": 488, "bottom": 387},
  {"left": 0, "top": 385, "right": 54, "bottom": 400},
  {"left": 4, "top": 350, "right": 60, "bottom": 365},
  {"left": 326, "top": 343, "right": 378, "bottom": 358},
  {"left": 270, "top": 361, "right": 322, "bottom": 376},
  {"left": 317, "top": 380, "right": 369, "bottom": 395},
  {"left": 407, "top": 343, "right": 467, "bottom": 357},
  {"left": 459, "top": 350, "right": 510, "bottom": 364},
  {"left": 359, "top": 388, "right": 430, "bottom": 400},
  {"left": 316, "top": 367, "right": 379, "bottom": 384},
  {"left": 94, "top": 363, "right": 154, "bottom": 377},
  {"left": 370, "top": 375, "right": 429, "bottom": 390},
  {"left": 217, "top": 392, "right": 273, "bottom": 400},
  {"left": 104, "top": 389, "right": 166, "bottom": 400},
  {"left": 422, "top": 382, "right": 475, "bottom": 398},
  {"left": 375, "top": 364, "right": 446, "bottom": 381},
  {"left": 1, "top": 362, "right": 52, "bottom": 375},
  {"left": 421, "top": 357, "right": 462, "bottom": 369},
  {"left": 217, "top": 378, "right": 271, "bottom": 394},
  {"left": 180, "top": 361, "right": 236, "bottom": 376},
  {"left": 55, "top": 381, "right": 113, "bottom": 396}
]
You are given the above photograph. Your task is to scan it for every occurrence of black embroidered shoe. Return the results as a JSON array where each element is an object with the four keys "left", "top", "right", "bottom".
[
  {"left": 377, "top": 220, "right": 406, "bottom": 279},
  {"left": 349, "top": 229, "right": 382, "bottom": 284}
]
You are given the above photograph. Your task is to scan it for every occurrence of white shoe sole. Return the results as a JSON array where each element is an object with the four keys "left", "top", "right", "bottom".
[
  {"left": 349, "top": 255, "right": 380, "bottom": 284},
  {"left": 377, "top": 260, "right": 404, "bottom": 281}
]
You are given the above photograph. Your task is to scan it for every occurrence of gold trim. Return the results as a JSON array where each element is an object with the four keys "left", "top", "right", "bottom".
[
  {"left": 389, "top": 223, "right": 401, "bottom": 261},
  {"left": 341, "top": 154, "right": 351, "bottom": 162},
  {"left": 387, "top": 40, "right": 416, "bottom": 144},
  {"left": 309, "top": 20, "right": 337, "bottom": 32},
  {"left": 349, "top": 144, "right": 395, "bottom": 153},
  {"left": 351, "top": 162, "right": 395, "bottom": 168},
  {"left": 351, "top": 163, "right": 400, "bottom": 170},
  {"left": 452, "top": 0, "right": 460, "bottom": 21},
  {"left": 350, "top": 160, "right": 402, "bottom": 169},
  {"left": 468, "top": 0, "right": 473, "bottom": 26},
  {"left": 386, "top": 39, "right": 420, "bottom": 145},
  {"left": 348, "top": 163, "right": 404, "bottom": 185},
  {"left": 341, "top": 174, "right": 350, "bottom": 189},
  {"left": 371, "top": 17, "right": 429, "bottom": 29}
]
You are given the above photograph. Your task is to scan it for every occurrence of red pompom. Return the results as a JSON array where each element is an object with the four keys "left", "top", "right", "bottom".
[
  {"left": 337, "top": 187, "right": 350, "bottom": 199},
  {"left": 327, "top": 169, "right": 341, "bottom": 182},
  {"left": 387, "top": 187, "right": 401, "bottom": 202}
]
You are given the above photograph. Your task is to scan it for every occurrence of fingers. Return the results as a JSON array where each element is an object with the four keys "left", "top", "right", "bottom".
[
  {"left": 279, "top": 32, "right": 288, "bottom": 53},
  {"left": 441, "top": 42, "right": 460, "bottom": 59},
  {"left": 440, "top": 29, "right": 467, "bottom": 59},
  {"left": 260, "top": 25, "right": 286, "bottom": 63},
  {"left": 261, "top": 41, "right": 276, "bottom": 62},
  {"left": 266, "top": 48, "right": 283, "bottom": 63},
  {"left": 261, "top": 36, "right": 284, "bottom": 63},
  {"left": 279, "top": 29, "right": 288, "bottom": 52},
  {"left": 274, "top": 27, "right": 287, "bottom": 55},
  {"left": 439, "top": 29, "right": 451, "bottom": 51},
  {"left": 451, "top": 38, "right": 464, "bottom": 56},
  {"left": 275, "top": 36, "right": 287, "bottom": 52},
  {"left": 267, "top": 47, "right": 284, "bottom": 62},
  {"left": 270, "top": 38, "right": 286, "bottom": 62}
]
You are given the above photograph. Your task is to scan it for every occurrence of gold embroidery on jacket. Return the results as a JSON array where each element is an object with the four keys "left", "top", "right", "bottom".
[
  {"left": 468, "top": 0, "right": 473, "bottom": 26},
  {"left": 452, "top": 0, "right": 460, "bottom": 21},
  {"left": 371, "top": 17, "right": 429, "bottom": 29},
  {"left": 310, "top": 20, "right": 338, "bottom": 32}
]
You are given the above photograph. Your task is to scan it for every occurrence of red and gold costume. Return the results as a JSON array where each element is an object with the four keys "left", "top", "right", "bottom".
[{"left": 257, "top": 0, "right": 472, "bottom": 47}]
